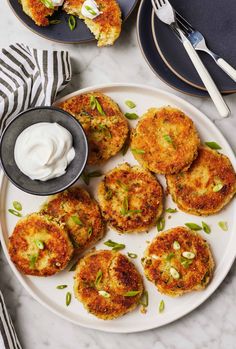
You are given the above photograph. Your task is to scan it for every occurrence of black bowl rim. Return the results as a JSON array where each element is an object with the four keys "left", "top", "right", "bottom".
[{"left": 0, "top": 106, "right": 88, "bottom": 196}]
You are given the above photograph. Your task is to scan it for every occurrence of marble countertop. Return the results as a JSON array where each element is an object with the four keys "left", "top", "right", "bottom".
[{"left": 1, "top": 1, "right": 236, "bottom": 348}]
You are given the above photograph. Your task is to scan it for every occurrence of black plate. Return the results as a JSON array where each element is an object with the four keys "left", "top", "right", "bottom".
[
  {"left": 0, "top": 107, "right": 88, "bottom": 196},
  {"left": 137, "top": 0, "right": 208, "bottom": 97},
  {"left": 152, "top": 0, "right": 236, "bottom": 93},
  {"left": 8, "top": 0, "right": 138, "bottom": 44}
]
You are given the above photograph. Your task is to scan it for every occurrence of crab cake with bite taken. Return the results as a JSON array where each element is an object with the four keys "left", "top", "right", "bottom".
[
  {"left": 59, "top": 92, "right": 129, "bottom": 165},
  {"left": 20, "top": 0, "right": 56, "bottom": 26},
  {"left": 166, "top": 146, "right": 236, "bottom": 216},
  {"left": 97, "top": 163, "right": 163, "bottom": 233},
  {"left": 131, "top": 107, "right": 200, "bottom": 174},
  {"left": 142, "top": 227, "right": 214, "bottom": 297},
  {"left": 41, "top": 187, "right": 105, "bottom": 254},
  {"left": 74, "top": 250, "right": 143, "bottom": 319},
  {"left": 63, "top": 0, "right": 122, "bottom": 47},
  {"left": 8, "top": 213, "right": 74, "bottom": 277}
]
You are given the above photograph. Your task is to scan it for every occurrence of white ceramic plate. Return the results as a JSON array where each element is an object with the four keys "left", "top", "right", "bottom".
[{"left": 1, "top": 83, "right": 236, "bottom": 333}]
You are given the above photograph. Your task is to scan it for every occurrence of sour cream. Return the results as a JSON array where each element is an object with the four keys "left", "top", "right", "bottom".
[
  {"left": 14, "top": 122, "right": 75, "bottom": 181},
  {"left": 81, "top": 0, "right": 101, "bottom": 19},
  {"left": 51, "top": 0, "right": 64, "bottom": 6}
]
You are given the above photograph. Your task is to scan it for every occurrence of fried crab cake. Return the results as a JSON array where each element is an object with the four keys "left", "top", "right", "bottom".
[
  {"left": 142, "top": 227, "right": 214, "bottom": 297},
  {"left": 74, "top": 250, "right": 143, "bottom": 319},
  {"left": 131, "top": 107, "right": 200, "bottom": 174},
  {"left": 166, "top": 146, "right": 236, "bottom": 216},
  {"left": 97, "top": 163, "right": 163, "bottom": 233},
  {"left": 8, "top": 213, "right": 74, "bottom": 277},
  {"left": 59, "top": 92, "right": 129, "bottom": 165},
  {"left": 20, "top": 0, "right": 55, "bottom": 26},
  {"left": 41, "top": 187, "right": 105, "bottom": 253},
  {"left": 63, "top": 0, "right": 122, "bottom": 47}
]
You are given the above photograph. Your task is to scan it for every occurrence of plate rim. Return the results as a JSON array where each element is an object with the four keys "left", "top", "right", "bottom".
[
  {"left": 151, "top": 9, "right": 236, "bottom": 94},
  {"left": 7, "top": 0, "right": 139, "bottom": 45},
  {"left": 1, "top": 82, "right": 236, "bottom": 333}
]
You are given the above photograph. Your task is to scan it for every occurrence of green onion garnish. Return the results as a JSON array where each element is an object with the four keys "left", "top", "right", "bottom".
[
  {"left": 104, "top": 240, "right": 125, "bottom": 251},
  {"left": 13, "top": 201, "right": 22, "bottom": 211},
  {"left": 202, "top": 221, "right": 211, "bottom": 234},
  {"left": 90, "top": 96, "right": 105, "bottom": 115},
  {"left": 88, "top": 227, "right": 93, "bottom": 237},
  {"left": 85, "top": 5, "right": 97, "bottom": 15},
  {"left": 35, "top": 239, "right": 44, "bottom": 250},
  {"left": 71, "top": 215, "right": 83, "bottom": 226},
  {"left": 116, "top": 180, "right": 128, "bottom": 191},
  {"left": 163, "top": 134, "right": 173, "bottom": 143},
  {"left": 40, "top": 0, "right": 54, "bottom": 9},
  {"left": 68, "top": 15, "right": 76, "bottom": 31},
  {"left": 165, "top": 208, "right": 177, "bottom": 213},
  {"left": 127, "top": 252, "right": 138, "bottom": 259},
  {"left": 49, "top": 19, "right": 61, "bottom": 25},
  {"left": 120, "top": 196, "right": 129, "bottom": 215},
  {"left": 66, "top": 292, "right": 72, "bottom": 306},
  {"left": 29, "top": 254, "right": 38, "bottom": 269},
  {"left": 218, "top": 221, "right": 228, "bottom": 231},
  {"left": 205, "top": 142, "right": 222, "bottom": 150},
  {"left": 158, "top": 300, "right": 165, "bottom": 313},
  {"left": 125, "top": 100, "right": 136, "bottom": 109},
  {"left": 166, "top": 252, "right": 175, "bottom": 261},
  {"left": 157, "top": 217, "right": 165, "bottom": 232},
  {"left": 98, "top": 290, "right": 110, "bottom": 298},
  {"left": 8, "top": 209, "right": 22, "bottom": 217},
  {"left": 56, "top": 285, "right": 68, "bottom": 290},
  {"left": 213, "top": 183, "right": 223, "bottom": 192},
  {"left": 131, "top": 148, "right": 145, "bottom": 154},
  {"left": 185, "top": 223, "right": 202, "bottom": 231},
  {"left": 95, "top": 269, "right": 103, "bottom": 286},
  {"left": 82, "top": 170, "right": 103, "bottom": 185},
  {"left": 125, "top": 113, "right": 139, "bottom": 120},
  {"left": 139, "top": 290, "right": 148, "bottom": 307},
  {"left": 123, "top": 290, "right": 141, "bottom": 297}
]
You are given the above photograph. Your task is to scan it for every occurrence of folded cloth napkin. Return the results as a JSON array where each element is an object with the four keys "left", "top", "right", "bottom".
[
  {"left": 0, "top": 43, "right": 72, "bottom": 133},
  {"left": 0, "top": 291, "right": 21, "bottom": 349},
  {"left": 0, "top": 43, "right": 72, "bottom": 349}
]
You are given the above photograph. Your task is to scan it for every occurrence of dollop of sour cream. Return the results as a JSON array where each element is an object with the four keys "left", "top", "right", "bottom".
[
  {"left": 14, "top": 122, "right": 75, "bottom": 181},
  {"left": 81, "top": 0, "right": 101, "bottom": 19}
]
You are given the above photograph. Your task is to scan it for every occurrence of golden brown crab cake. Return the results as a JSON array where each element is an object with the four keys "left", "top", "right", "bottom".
[
  {"left": 74, "top": 250, "right": 143, "bottom": 319},
  {"left": 142, "top": 227, "right": 214, "bottom": 297},
  {"left": 8, "top": 213, "right": 74, "bottom": 277},
  {"left": 166, "top": 146, "right": 236, "bottom": 216},
  {"left": 63, "top": 0, "right": 122, "bottom": 47},
  {"left": 59, "top": 92, "right": 129, "bottom": 165},
  {"left": 130, "top": 107, "right": 200, "bottom": 174},
  {"left": 97, "top": 163, "right": 163, "bottom": 233},
  {"left": 20, "top": 0, "right": 55, "bottom": 26},
  {"left": 41, "top": 187, "right": 105, "bottom": 254}
]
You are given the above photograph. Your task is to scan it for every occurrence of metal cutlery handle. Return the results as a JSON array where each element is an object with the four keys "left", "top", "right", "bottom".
[
  {"left": 178, "top": 31, "right": 230, "bottom": 118},
  {"left": 216, "top": 58, "right": 236, "bottom": 82}
]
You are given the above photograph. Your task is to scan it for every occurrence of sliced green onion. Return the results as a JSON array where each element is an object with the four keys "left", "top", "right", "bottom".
[
  {"left": 181, "top": 257, "right": 193, "bottom": 268},
  {"left": 205, "top": 141, "right": 222, "bottom": 150},
  {"left": 56, "top": 285, "right": 68, "bottom": 289},
  {"left": 166, "top": 252, "right": 175, "bottom": 261},
  {"left": 98, "top": 290, "right": 110, "bottom": 298},
  {"left": 95, "top": 269, "right": 103, "bottom": 286},
  {"left": 163, "top": 134, "right": 172, "bottom": 143},
  {"left": 125, "top": 113, "right": 139, "bottom": 120},
  {"left": 173, "top": 241, "right": 180, "bottom": 250},
  {"left": 185, "top": 223, "right": 202, "bottom": 231},
  {"left": 90, "top": 96, "right": 105, "bottom": 115},
  {"left": 49, "top": 19, "right": 61, "bottom": 24},
  {"left": 116, "top": 180, "right": 129, "bottom": 191},
  {"left": 8, "top": 209, "right": 22, "bottom": 217},
  {"left": 125, "top": 100, "right": 136, "bottom": 109},
  {"left": 159, "top": 300, "right": 165, "bottom": 313},
  {"left": 126, "top": 209, "right": 142, "bottom": 215},
  {"left": 131, "top": 148, "right": 145, "bottom": 154},
  {"left": 71, "top": 215, "right": 83, "bottom": 226},
  {"left": 13, "top": 201, "right": 22, "bottom": 211},
  {"left": 104, "top": 239, "right": 125, "bottom": 251},
  {"left": 202, "top": 221, "right": 211, "bottom": 234},
  {"left": 29, "top": 254, "right": 38, "bottom": 269},
  {"left": 182, "top": 251, "right": 195, "bottom": 259},
  {"left": 123, "top": 290, "right": 141, "bottom": 297},
  {"left": 66, "top": 292, "right": 72, "bottom": 306},
  {"left": 82, "top": 170, "right": 103, "bottom": 185},
  {"left": 68, "top": 15, "right": 76, "bottom": 31},
  {"left": 88, "top": 227, "right": 93, "bottom": 237},
  {"left": 170, "top": 267, "right": 180, "bottom": 279},
  {"left": 40, "top": 0, "right": 54, "bottom": 9},
  {"left": 35, "top": 239, "right": 44, "bottom": 250},
  {"left": 85, "top": 5, "right": 97, "bottom": 15},
  {"left": 218, "top": 221, "right": 228, "bottom": 231},
  {"left": 127, "top": 252, "right": 138, "bottom": 259},
  {"left": 139, "top": 290, "right": 149, "bottom": 307},
  {"left": 165, "top": 208, "right": 177, "bottom": 213},
  {"left": 104, "top": 188, "right": 113, "bottom": 200},
  {"left": 213, "top": 183, "right": 223, "bottom": 192},
  {"left": 120, "top": 196, "right": 129, "bottom": 216},
  {"left": 157, "top": 217, "right": 165, "bottom": 232}
]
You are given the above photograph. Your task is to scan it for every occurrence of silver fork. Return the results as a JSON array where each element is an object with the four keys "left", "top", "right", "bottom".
[
  {"left": 176, "top": 11, "right": 236, "bottom": 82},
  {"left": 151, "top": 0, "right": 230, "bottom": 118}
]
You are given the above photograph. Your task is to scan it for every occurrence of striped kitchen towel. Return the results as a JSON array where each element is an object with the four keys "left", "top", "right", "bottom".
[
  {"left": 0, "top": 291, "right": 22, "bottom": 349},
  {"left": 0, "top": 43, "right": 72, "bottom": 133}
]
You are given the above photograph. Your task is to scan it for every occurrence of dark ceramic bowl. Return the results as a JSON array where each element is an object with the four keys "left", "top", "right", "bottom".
[{"left": 0, "top": 107, "right": 88, "bottom": 196}]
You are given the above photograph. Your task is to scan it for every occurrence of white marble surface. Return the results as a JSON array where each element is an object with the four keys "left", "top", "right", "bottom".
[{"left": 1, "top": 1, "right": 236, "bottom": 348}]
